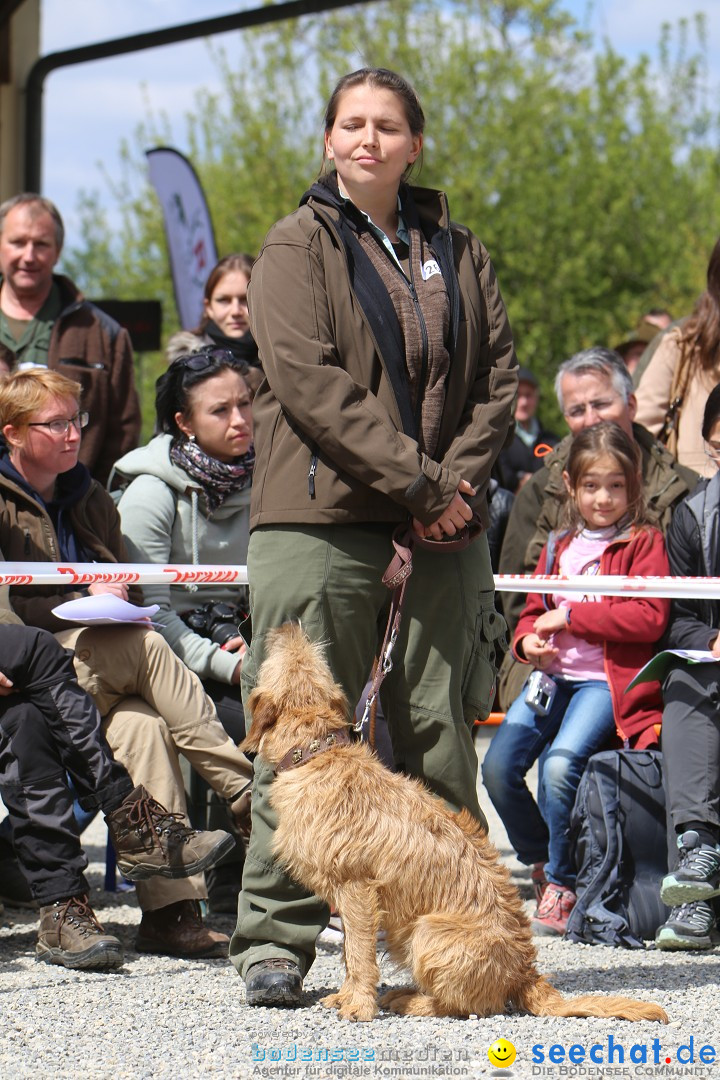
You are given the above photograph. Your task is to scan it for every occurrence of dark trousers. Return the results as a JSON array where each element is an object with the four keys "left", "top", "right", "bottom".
[
  {"left": 0, "top": 624, "right": 133, "bottom": 904},
  {"left": 662, "top": 662, "right": 720, "bottom": 869}
]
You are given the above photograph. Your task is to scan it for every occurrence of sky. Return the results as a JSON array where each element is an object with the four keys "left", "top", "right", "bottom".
[{"left": 38, "top": 0, "right": 720, "bottom": 258}]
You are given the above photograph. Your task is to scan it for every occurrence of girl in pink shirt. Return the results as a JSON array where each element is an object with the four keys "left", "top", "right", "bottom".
[{"left": 482, "top": 422, "right": 669, "bottom": 936}]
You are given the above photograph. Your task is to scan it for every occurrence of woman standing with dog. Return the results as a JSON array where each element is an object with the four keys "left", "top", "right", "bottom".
[{"left": 230, "top": 67, "right": 517, "bottom": 1006}]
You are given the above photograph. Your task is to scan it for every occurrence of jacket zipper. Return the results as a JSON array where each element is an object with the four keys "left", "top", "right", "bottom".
[
  {"left": 406, "top": 235, "right": 429, "bottom": 434},
  {"left": 308, "top": 453, "right": 318, "bottom": 497}
]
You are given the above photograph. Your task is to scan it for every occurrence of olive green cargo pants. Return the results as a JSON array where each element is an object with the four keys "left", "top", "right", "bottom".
[{"left": 229, "top": 523, "right": 505, "bottom": 979}]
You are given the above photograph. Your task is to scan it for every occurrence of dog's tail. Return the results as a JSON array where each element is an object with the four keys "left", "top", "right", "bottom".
[{"left": 518, "top": 976, "right": 668, "bottom": 1023}]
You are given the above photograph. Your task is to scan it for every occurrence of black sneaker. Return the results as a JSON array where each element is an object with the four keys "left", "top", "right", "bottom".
[
  {"left": 245, "top": 958, "right": 303, "bottom": 1007},
  {"left": 655, "top": 900, "right": 720, "bottom": 951},
  {"left": 660, "top": 830, "right": 720, "bottom": 905}
]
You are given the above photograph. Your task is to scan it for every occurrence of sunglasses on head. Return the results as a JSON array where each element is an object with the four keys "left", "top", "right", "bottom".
[{"left": 171, "top": 348, "right": 238, "bottom": 373}]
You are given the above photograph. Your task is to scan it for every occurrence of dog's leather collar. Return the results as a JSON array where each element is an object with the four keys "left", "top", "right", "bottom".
[{"left": 275, "top": 728, "right": 354, "bottom": 774}]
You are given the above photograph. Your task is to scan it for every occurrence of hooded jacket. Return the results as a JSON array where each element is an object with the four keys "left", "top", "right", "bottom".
[
  {"left": 0, "top": 274, "right": 141, "bottom": 485},
  {"left": 113, "top": 434, "right": 250, "bottom": 683},
  {"left": 0, "top": 450, "right": 135, "bottom": 631},
  {"left": 513, "top": 526, "right": 670, "bottom": 746},
  {"left": 664, "top": 473, "right": 720, "bottom": 650},
  {"left": 247, "top": 180, "right": 517, "bottom": 530}
]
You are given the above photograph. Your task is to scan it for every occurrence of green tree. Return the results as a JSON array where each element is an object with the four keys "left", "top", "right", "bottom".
[{"left": 61, "top": 1, "right": 720, "bottom": 437}]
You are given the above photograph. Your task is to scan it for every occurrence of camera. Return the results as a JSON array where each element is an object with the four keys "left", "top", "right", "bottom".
[
  {"left": 182, "top": 601, "right": 244, "bottom": 647},
  {"left": 524, "top": 669, "right": 557, "bottom": 717}
]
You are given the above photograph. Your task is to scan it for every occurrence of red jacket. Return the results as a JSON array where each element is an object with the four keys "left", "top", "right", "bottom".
[{"left": 513, "top": 526, "right": 670, "bottom": 746}]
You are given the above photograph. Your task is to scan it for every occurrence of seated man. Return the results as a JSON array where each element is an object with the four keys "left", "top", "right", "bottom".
[
  {"left": 496, "top": 366, "right": 558, "bottom": 493},
  {"left": 0, "top": 622, "right": 232, "bottom": 970},
  {"left": 655, "top": 385, "right": 720, "bottom": 951},
  {"left": 0, "top": 193, "right": 140, "bottom": 484},
  {"left": 497, "top": 346, "right": 698, "bottom": 709}
]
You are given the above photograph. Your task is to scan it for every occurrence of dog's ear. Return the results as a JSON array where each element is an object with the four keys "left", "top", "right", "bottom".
[{"left": 241, "top": 688, "right": 279, "bottom": 753}]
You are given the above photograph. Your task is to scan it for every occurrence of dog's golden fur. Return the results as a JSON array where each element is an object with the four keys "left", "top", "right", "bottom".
[{"left": 243, "top": 624, "right": 668, "bottom": 1024}]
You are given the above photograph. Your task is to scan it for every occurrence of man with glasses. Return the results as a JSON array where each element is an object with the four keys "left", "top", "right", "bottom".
[
  {"left": 496, "top": 346, "right": 698, "bottom": 708},
  {"left": 0, "top": 193, "right": 140, "bottom": 485}
]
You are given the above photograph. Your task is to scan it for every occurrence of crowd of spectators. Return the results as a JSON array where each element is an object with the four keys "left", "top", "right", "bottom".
[{"left": 0, "top": 171, "right": 718, "bottom": 994}]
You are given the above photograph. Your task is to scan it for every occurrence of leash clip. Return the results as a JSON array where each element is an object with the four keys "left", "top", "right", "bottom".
[
  {"left": 356, "top": 692, "right": 375, "bottom": 732},
  {"left": 382, "top": 628, "right": 398, "bottom": 674}
]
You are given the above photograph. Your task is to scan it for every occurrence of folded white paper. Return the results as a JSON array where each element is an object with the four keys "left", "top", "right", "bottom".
[{"left": 52, "top": 594, "right": 159, "bottom": 625}]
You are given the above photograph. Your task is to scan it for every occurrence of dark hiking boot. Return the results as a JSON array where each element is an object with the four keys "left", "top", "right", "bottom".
[
  {"left": 245, "top": 958, "right": 303, "bottom": 1007},
  {"left": 36, "top": 895, "right": 124, "bottom": 970},
  {"left": 106, "top": 785, "right": 235, "bottom": 881},
  {"left": 655, "top": 901, "right": 720, "bottom": 951},
  {"left": 660, "top": 831, "right": 720, "bottom": 905},
  {"left": 135, "top": 899, "right": 229, "bottom": 958}
]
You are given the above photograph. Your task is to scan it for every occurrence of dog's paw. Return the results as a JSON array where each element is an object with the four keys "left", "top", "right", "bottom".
[
  {"left": 320, "top": 992, "right": 344, "bottom": 1011},
  {"left": 379, "top": 986, "right": 414, "bottom": 1008},
  {"left": 337, "top": 996, "right": 378, "bottom": 1023},
  {"left": 381, "top": 991, "right": 438, "bottom": 1017}
]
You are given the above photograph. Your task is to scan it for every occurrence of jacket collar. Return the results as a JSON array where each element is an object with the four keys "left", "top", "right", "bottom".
[{"left": 0, "top": 447, "right": 91, "bottom": 509}]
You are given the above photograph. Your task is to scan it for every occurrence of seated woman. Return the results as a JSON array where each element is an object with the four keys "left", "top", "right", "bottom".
[
  {"left": 482, "top": 423, "right": 670, "bottom": 937},
  {"left": 114, "top": 348, "right": 254, "bottom": 910},
  {"left": 165, "top": 254, "right": 263, "bottom": 395},
  {"left": 114, "top": 348, "right": 253, "bottom": 739},
  {"left": 0, "top": 623, "right": 231, "bottom": 970},
  {"left": 0, "top": 368, "right": 253, "bottom": 958},
  {"left": 655, "top": 383, "right": 720, "bottom": 951}
]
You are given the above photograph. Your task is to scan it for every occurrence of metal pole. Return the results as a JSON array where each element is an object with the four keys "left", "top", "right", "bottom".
[{"left": 24, "top": 0, "right": 382, "bottom": 191}]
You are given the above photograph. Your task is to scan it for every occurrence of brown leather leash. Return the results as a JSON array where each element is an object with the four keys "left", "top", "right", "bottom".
[{"left": 356, "top": 512, "right": 484, "bottom": 735}]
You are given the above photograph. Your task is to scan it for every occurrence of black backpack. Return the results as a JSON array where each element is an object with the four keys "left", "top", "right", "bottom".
[{"left": 565, "top": 749, "right": 669, "bottom": 948}]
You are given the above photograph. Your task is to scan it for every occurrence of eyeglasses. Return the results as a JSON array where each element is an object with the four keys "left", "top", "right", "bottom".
[
  {"left": 27, "top": 411, "right": 89, "bottom": 436},
  {"left": 704, "top": 440, "right": 720, "bottom": 462}
]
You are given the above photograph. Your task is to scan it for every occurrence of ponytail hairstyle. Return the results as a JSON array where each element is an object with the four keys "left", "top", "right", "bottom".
[{"left": 561, "top": 422, "right": 648, "bottom": 532}]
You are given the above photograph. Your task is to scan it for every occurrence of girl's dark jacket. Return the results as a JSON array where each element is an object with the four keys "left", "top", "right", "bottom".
[{"left": 247, "top": 179, "right": 518, "bottom": 530}]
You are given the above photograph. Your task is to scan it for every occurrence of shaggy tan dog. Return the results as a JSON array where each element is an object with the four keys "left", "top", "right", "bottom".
[{"left": 243, "top": 624, "right": 668, "bottom": 1025}]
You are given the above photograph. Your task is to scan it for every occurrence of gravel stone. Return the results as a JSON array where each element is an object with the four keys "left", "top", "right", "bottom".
[{"left": 1, "top": 730, "right": 715, "bottom": 1078}]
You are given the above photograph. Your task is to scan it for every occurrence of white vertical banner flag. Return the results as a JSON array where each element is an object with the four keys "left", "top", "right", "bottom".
[{"left": 146, "top": 147, "right": 218, "bottom": 330}]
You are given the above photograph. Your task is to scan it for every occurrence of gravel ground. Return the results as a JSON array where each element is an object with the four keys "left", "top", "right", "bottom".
[{"left": 1, "top": 729, "right": 718, "bottom": 1080}]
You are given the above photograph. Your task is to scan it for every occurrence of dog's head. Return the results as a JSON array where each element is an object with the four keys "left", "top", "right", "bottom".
[{"left": 242, "top": 623, "right": 350, "bottom": 763}]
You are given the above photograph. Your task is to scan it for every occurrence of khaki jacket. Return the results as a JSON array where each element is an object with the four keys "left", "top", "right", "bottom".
[
  {"left": 248, "top": 183, "right": 517, "bottom": 530},
  {"left": 0, "top": 469, "right": 136, "bottom": 631}
]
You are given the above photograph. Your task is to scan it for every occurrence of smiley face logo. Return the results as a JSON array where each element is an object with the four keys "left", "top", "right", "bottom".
[{"left": 488, "top": 1039, "right": 516, "bottom": 1069}]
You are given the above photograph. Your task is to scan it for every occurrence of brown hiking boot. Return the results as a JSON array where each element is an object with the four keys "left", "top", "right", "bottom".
[
  {"left": 106, "top": 785, "right": 235, "bottom": 881},
  {"left": 36, "top": 895, "right": 124, "bottom": 970},
  {"left": 135, "top": 899, "right": 229, "bottom": 958}
]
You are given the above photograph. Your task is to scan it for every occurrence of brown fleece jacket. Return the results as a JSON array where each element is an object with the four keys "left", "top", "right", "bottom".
[{"left": 0, "top": 274, "right": 141, "bottom": 485}]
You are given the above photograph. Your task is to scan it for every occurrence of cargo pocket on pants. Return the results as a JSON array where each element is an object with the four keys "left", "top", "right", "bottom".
[{"left": 461, "top": 597, "right": 508, "bottom": 724}]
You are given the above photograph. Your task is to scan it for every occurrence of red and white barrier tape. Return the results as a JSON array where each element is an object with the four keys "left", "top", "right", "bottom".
[
  {"left": 494, "top": 574, "right": 720, "bottom": 599},
  {"left": 0, "top": 562, "right": 719, "bottom": 600},
  {"left": 0, "top": 563, "right": 248, "bottom": 587}
]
